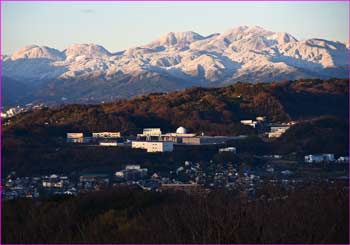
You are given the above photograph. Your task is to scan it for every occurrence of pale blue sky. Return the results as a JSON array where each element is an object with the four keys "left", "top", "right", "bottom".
[{"left": 2, "top": 2, "right": 349, "bottom": 55}]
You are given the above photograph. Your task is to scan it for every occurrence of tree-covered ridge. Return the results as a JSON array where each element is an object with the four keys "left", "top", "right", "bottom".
[{"left": 4, "top": 78, "right": 348, "bottom": 138}]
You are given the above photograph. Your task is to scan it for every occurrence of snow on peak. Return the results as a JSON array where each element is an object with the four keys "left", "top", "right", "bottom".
[
  {"left": 161, "top": 31, "right": 204, "bottom": 43},
  {"left": 271, "top": 32, "right": 298, "bottom": 44},
  {"left": 147, "top": 31, "right": 205, "bottom": 50},
  {"left": 221, "top": 25, "right": 273, "bottom": 41},
  {"left": 4, "top": 26, "right": 349, "bottom": 84},
  {"left": 64, "top": 44, "right": 111, "bottom": 59},
  {"left": 11, "top": 45, "right": 64, "bottom": 61}
]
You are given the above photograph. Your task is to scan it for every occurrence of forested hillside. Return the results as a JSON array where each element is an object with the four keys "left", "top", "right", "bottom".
[{"left": 3, "top": 78, "right": 348, "bottom": 139}]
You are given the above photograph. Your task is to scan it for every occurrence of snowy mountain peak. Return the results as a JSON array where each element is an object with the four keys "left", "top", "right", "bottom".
[
  {"left": 245, "top": 25, "right": 271, "bottom": 34},
  {"left": 11, "top": 45, "right": 64, "bottom": 61},
  {"left": 219, "top": 26, "right": 298, "bottom": 46},
  {"left": 3, "top": 26, "right": 349, "bottom": 91},
  {"left": 147, "top": 31, "right": 205, "bottom": 50},
  {"left": 161, "top": 31, "right": 204, "bottom": 42},
  {"left": 64, "top": 44, "right": 111, "bottom": 59},
  {"left": 221, "top": 25, "right": 273, "bottom": 39}
]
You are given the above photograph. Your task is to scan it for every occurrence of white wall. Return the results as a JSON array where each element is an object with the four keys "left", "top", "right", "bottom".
[{"left": 132, "top": 141, "right": 173, "bottom": 152}]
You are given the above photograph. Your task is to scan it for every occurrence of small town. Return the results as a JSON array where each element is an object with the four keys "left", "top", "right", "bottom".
[
  {"left": 3, "top": 116, "right": 349, "bottom": 200},
  {"left": 3, "top": 145, "right": 348, "bottom": 201}
]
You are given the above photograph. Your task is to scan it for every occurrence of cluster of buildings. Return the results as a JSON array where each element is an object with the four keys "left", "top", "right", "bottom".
[
  {"left": 2, "top": 172, "right": 126, "bottom": 200},
  {"left": 304, "top": 154, "right": 349, "bottom": 163},
  {"left": 1, "top": 107, "right": 25, "bottom": 119},
  {"left": 1, "top": 104, "right": 45, "bottom": 119},
  {"left": 42, "top": 174, "right": 68, "bottom": 188},
  {"left": 0, "top": 159, "right": 257, "bottom": 200},
  {"left": 2, "top": 174, "right": 40, "bottom": 200},
  {"left": 65, "top": 117, "right": 300, "bottom": 153},
  {"left": 167, "top": 160, "right": 280, "bottom": 196},
  {"left": 2, "top": 173, "right": 76, "bottom": 200},
  {"left": 134, "top": 127, "right": 243, "bottom": 150},
  {"left": 3, "top": 149, "right": 349, "bottom": 200},
  {"left": 66, "top": 127, "right": 246, "bottom": 153},
  {"left": 219, "top": 147, "right": 237, "bottom": 153},
  {"left": 240, "top": 117, "right": 295, "bottom": 138},
  {"left": 115, "top": 165, "right": 148, "bottom": 180},
  {"left": 79, "top": 174, "right": 110, "bottom": 190},
  {"left": 240, "top": 116, "right": 266, "bottom": 128}
]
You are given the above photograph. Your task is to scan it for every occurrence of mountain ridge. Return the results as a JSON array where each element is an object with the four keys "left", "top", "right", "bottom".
[{"left": 3, "top": 26, "right": 349, "bottom": 106}]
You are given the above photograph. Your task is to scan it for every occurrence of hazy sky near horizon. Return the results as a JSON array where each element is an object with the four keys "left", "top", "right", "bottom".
[{"left": 2, "top": 2, "right": 349, "bottom": 54}]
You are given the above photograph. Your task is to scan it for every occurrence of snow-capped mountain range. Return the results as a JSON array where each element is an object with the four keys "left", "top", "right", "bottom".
[{"left": 3, "top": 26, "right": 349, "bottom": 105}]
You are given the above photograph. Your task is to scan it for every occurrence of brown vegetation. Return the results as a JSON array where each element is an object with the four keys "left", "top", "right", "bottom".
[
  {"left": 3, "top": 183, "right": 349, "bottom": 244},
  {"left": 3, "top": 78, "right": 348, "bottom": 138}
]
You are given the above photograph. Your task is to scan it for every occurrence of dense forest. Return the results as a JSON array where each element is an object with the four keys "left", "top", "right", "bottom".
[{"left": 3, "top": 183, "right": 348, "bottom": 244}]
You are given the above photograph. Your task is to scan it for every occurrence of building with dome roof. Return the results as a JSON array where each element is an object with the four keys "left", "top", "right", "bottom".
[
  {"left": 176, "top": 126, "right": 187, "bottom": 134},
  {"left": 160, "top": 127, "right": 196, "bottom": 143}
]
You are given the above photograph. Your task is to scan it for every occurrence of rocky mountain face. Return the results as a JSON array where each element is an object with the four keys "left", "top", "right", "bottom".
[{"left": 3, "top": 26, "right": 349, "bottom": 106}]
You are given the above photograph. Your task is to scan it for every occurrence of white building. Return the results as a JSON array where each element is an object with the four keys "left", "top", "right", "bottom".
[
  {"left": 1, "top": 107, "right": 24, "bottom": 118},
  {"left": 115, "top": 171, "right": 124, "bottom": 177},
  {"left": 181, "top": 136, "right": 233, "bottom": 145},
  {"left": 304, "top": 154, "right": 335, "bottom": 163},
  {"left": 42, "top": 175, "right": 64, "bottom": 188},
  {"left": 337, "top": 156, "right": 350, "bottom": 163},
  {"left": 92, "top": 132, "right": 121, "bottom": 138},
  {"left": 67, "top": 133, "right": 84, "bottom": 138},
  {"left": 240, "top": 120, "right": 258, "bottom": 128},
  {"left": 256, "top": 116, "right": 266, "bottom": 122},
  {"left": 42, "top": 180, "right": 64, "bottom": 188},
  {"left": 137, "top": 128, "right": 163, "bottom": 141},
  {"left": 137, "top": 127, "right": 197, "bottom": 143},
  {"left": 115, "top": 165, "right": 148, "bottom": 180},
  {"left": 157, "top": 127, "right": 196, "bottom": 143},
  {"left": 125, "top": 165, "right": 141, "bottom": 170},
  {"left": 268, "top": 126, "right": 290, "bottom": 138},
  {"left": 99, "top": 141, "right": 118, "bottom": 146},
  {"left": 66, "top": 133, "right": 84, "bottom": 143},
  {"left": 142, "top": 128, "right": 162, "bottom": 136},
  {"left": 219, "top": 147, "right": 237, "bottom": 153},
  {"left": 132, "top": 141, "right": 174, "bottom": 152}
]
